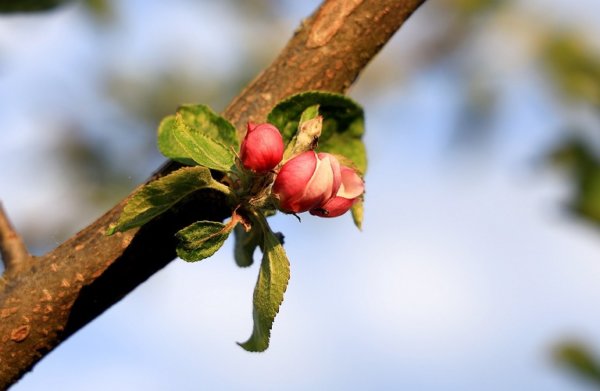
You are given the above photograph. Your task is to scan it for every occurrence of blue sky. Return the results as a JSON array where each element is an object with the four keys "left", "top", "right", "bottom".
[{"left": 2, "top": 1, "right": 600, "bottom": 390}]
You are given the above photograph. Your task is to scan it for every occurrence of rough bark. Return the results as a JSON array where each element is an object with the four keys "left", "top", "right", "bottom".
[{"left": 0, "top": 0, "right": 426, "bottom": 388}]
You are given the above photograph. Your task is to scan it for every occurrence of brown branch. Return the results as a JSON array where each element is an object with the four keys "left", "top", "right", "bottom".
[
  {"left": 0, "top": 0, "right": 427, "bottom": 388},
  {"left": 0, "top": 203, "right": 32, "bottom": 278}
]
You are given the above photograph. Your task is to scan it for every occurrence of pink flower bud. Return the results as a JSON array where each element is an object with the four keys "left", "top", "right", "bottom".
[
  {"left": 272, "top": 151, "right": 341, "bottom": 213},
  {"left": 239, "top": 122, "right": 284, "bottom": 173},
  {"left": 310, "top": 166, "right": 364, "bottom": 218}
]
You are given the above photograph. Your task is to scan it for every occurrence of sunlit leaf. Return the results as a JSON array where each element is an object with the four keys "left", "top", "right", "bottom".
[
  {"left": 157, "top": 116, "right": 197, "bottom": 166},
  {"left": 107, "top": 166, "right": 231, "bottom": 234},
  {"left": 158, "top": 104, "right": 238, "bottom": 170}
]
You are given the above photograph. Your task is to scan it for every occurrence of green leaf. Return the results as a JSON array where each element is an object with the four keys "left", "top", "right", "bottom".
[
  {"left": 351, "top": 198, "right": 364, "bottom": 230},
  {"left": 267, "top": 91, "right": 367, "bottom": 172},
  {"left": 171, "top": 114, "right": 235, "bottom": 171},
  {"left": 239, "top": 215, "right": 290, "bottom": 352},
  {"left": 233, "top": 224, "right": 262, "bottom": 267},
  {"left": 157, "top": 104, "right": 238, "bottom": 169},
  {"left": 176, "top": 221, "right": 234, "bottom": 262},
  {"left": 299, "top": 104, "right": 320, "bottom": 124},
  {"left": 107, "top": 166, "right": 231, "bottom": 235},
  {"left": 178, "top": 105, "right": 239, "bottom": 148},
  {"left": 319, "top": 133, "right": 367, "bottom": 174},
  {"left": 157, "top": 116, "right": 196, "bottom": 166}
]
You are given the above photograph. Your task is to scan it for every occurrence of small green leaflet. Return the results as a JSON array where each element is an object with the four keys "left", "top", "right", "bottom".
[
  {"left": 282, "top": 104, "right": 322, "bottom": 159},
  {"left": 176, "top": 220, "right": 236, "bottom": 262},
  {"left": 299, "top": 104, "right": 320, "bottom": 124},
  {"left": 158, "top": 104, "right": 238, "bottom": 171},
  {"left": 351, "top": 199, "right": 364, "bottom": 231},
  {"left": 106, "top": 166, "right": 231, "bottom": 235},
  {"left": 239, "top": 214, "right": 290, "bottom": 352}
]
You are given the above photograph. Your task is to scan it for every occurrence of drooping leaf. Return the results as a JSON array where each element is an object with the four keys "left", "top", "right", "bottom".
[
  {"left": 107, "top": 166, "right": 231, "bottom": 235},
  {"left": 239, "top": 215, "right": 290, "bottom": 352},
  {"left": 158, "top": 104, "right": 238, "bottom": 169},
  {"left": 351, "top": 198, "right": 364, "bottom": 230},
  {"left": 233, "top": 224, "right": 262, "bottom": 267},
  {"left": 267, "top": 91, "right": 367, "bottom": 172},
  {"left": 176, "top": 220, "right": 235, "bottom": 262}
]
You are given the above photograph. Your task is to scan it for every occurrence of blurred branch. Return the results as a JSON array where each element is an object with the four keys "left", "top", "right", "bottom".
[
  {"left": 0, "top": 0, "right": 112, "bottom": 20},
  {"left": 0, "top": 0, "right": 427, "bottom": 388},
  {"left": 0, "top": 0, "right": 71, "bottom": 13},
  {"left": 0, "top": 203, "right": 32, "bottom": 278}
]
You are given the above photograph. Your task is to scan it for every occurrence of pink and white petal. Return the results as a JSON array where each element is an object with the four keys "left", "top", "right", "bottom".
[
  {"left": 337, "top": 166, "right": 364, "bottom": 199},
  {"left": 309, "top": 196, "right": 355, "bottom": 218}
]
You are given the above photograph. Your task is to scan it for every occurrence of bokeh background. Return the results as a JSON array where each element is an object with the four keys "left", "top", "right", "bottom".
[{"left": 2, "top": 0, "right": 600, "bottom": 389}]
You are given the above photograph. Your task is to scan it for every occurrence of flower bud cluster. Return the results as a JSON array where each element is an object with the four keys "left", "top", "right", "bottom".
[{"left": 239, "top": 122, "right": 364, "bottom": 218}]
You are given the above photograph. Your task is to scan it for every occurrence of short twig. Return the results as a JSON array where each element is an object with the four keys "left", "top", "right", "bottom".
[{"left": 0, "top": 202, "right": 30, "bottom": 275}]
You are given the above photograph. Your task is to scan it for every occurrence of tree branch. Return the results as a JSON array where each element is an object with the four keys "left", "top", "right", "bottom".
[
  {"left": 0, "top": 0, "right": 426, "bottom": 388},
  {"left": 0, "top": 203, "right": 32, "bottom": 278}
]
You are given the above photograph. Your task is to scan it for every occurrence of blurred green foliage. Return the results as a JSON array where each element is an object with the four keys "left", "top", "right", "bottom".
[
  {"left": 550, "top": 138, "right": 600, "bottom": 225},
  {"left": 541, "top": 28, "right": 600, "bottom": 247},
  {"left": 555, "top": 341, "right": 600, "bottom": 387},
  {"left": 451, "top": 0, "right": 506, "bottom": 17},
  {"left": 543, "top": 34, "right": 600, "bottom": 108}
]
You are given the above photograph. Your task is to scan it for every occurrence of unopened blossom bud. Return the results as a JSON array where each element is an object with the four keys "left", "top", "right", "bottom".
[
  {"left": 310, "top": 166, "right": 364, "bottom": 218},
  {"left": 272, "top": 151, "right": 341, "bottom": 213},
  {"left": 239, "top": 122, "right": 284, "bottom": 173}
]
